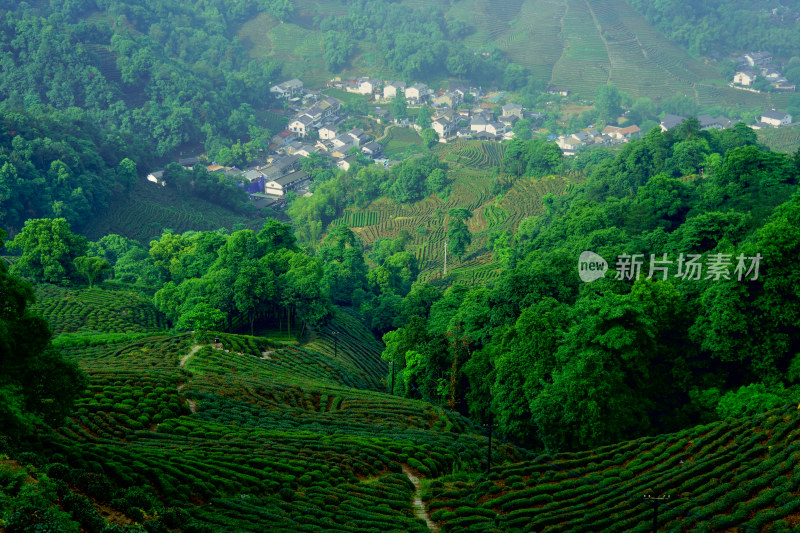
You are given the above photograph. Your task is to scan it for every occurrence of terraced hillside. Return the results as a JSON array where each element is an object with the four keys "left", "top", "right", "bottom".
[
  {"left": 758, "top": 124, "right": 800, "bottom": 156},
  {"left": 424, "top": 405, "right": 800, "bottom": 531},
  {"left": 23, "top": 308, "right": 519, "bottom": 531},
  {"left": 331, "top": 141, "right": 580, "bottom": 286},
  {"left": 83, "top": 179, "right": 267, "bottom": 244},
  {"left": 246, "top": 0, "right": 787, "bottom": 109},
  {"left": 32, "top": 283, "right": 167, "bottom": 336}
]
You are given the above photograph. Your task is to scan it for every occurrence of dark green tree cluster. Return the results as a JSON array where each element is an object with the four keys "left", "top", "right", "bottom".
[
  {"left": 317, "top": 0, "right": 517, "bottom": 85},
  {"left": 627, "top": 0, "right": 800, "bottom": 57},
  {"left": 501, "top": 137, "right": 563, "bottom": 178},
  {"left": 387, "top": 154, "right": 448, "bottom": 203},
  {"left": 6, "top": 218, "right": 161, "bottom": 289},
  {"left": 0, "top": 228, "right": 87, "bottom": 438},
  {"left": 152, "top": 220, "right": 330, "bottom": 335},
  {"left": 161, "top": 162, "right": 255, "bottom": 214},
  {"left": 0, "top": 1, "right": 281, "bottom": 159},
  {"left": 0, "top": 108, "right": 139, "bottom": 232},
  {"left": 382, "top": 122, "right": 800, "bottom": 453},
  {"left": 288, "top": 155, "right": 448, "bottom": 244},
  {"left": 359, "top": 231, "right": 421, "bottom": 335}
]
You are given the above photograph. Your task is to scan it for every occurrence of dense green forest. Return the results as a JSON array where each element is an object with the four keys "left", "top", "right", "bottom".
[
  {"left": 627, "top": 0, "right": 800, "bottom": 58},
  {"left": 380, "top": 120, "right": 800, "bottom": 452},
  {"left": 317, "top": 0, "right": 526, "bottom": 88},
  {"left": 0, "top": 1, "right": 281, "bottom": 155}
]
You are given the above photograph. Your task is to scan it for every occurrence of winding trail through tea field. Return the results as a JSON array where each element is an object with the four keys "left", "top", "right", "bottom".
[{"left": 402, "top": 465, "right": 439, "bottom": 531}]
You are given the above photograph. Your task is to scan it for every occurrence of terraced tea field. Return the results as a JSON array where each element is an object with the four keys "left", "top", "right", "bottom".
[
  {"left": 424, "top": 404, "right": 800, "bottom": 532},
  {"left": 758, "top": 124, "right": 800, "bottom": 155},
  {"left": 439, "top": 141, "right": 506, "bottom": 169},
  {"left": 83, "top": 179, "right": 265, "bottom": 244},
  {"left": 42, "top": 310, "right": 519, "bottom": 531},
  {"left": 335, "top": 146, "right": 580, "bottom": 285},
  {"left": 42, "top": 311, "right": 800, "bottom": 531},
  {"left": 32, "top": 283, "right": 167, "bottom": 336}
]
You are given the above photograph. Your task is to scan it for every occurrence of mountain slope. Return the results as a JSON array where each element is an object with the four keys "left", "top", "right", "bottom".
[
  {"left": 17, "top": 307, "right": 518, "bottom": 531},
  {"left": 248, "top": 0, "right": 794, "bottom": 109},
  {"left": 426, "top": 404, "right": 800, "bottom": 531}
]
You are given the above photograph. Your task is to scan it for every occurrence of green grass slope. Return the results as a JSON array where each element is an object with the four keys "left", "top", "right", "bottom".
[
  {"left": 22, "top": 305, "right": 519, "bottom": 531},
  {"left": 425, "top": 405, "right": 800, "bottom": 532}
]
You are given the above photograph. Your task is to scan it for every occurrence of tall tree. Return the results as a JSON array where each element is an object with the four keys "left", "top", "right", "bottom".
[
  {"left": 447, "top": 210, "right": 472, "bottom": 260},
  {"left": 73, "top": 256, "right": 110, "bottom": 288},
  {"left": 594, "top": 84, "right": 622, "bottom": 123},
  {"left": 8, "top": 218, "right": 88, "bottom": 284},
  {"left": 0, "top": 229, "right": 86, "bottom": 437}
]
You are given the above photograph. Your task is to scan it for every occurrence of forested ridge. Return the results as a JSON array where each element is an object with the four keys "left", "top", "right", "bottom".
[
  {"left": 626, "top": 0, "right": 800, "bottom": 58},
  {"left": 0, "top": 0, "right": 285, "bottom": 233}
]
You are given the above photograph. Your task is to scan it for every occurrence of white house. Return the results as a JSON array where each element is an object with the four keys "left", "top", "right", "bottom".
[
  {"left": 603, "top": 125, "right": 641, "bottom": 140},
  {"left": 760, "top": 110, "right": 792, "bottom": 127},
  {"left": 270, "top": 78, "right": 304, "bottom": 98},
  {"left": 502, "top": 103, "right": 524, "bottom": 119},
  {"left": 660, "top": 114, "right": 686, "bottom": 132},
  {"left": 432, "top": 117, "right": 455, "bottom": 139},
  {"left": 337, "top": 156, "right": 357, "bottom": 171},
  {"left": 347, "top": 128, "right": 368, "bottom": 146},
  {"left": 556, "top": 135, "right": 582, "bottom": 155},
  {"left": 264, "top": 170, "right": 309, "bottom": 196},
  {"left": 733, "top": 71, "right": 757, "bottom": 86},
  {"left": 331, "top": 136, "right": 354, "bottom": 153},
  {"left": 147, "top": 170, "right": 166, "bottom": 186},
  {"left": 361, "top": 141, "right": 383, "bottom": 157},
  {"left": 485, "top": 122, "right": 506, "bottom": 136},
  {"left": 432, "top": 91, "right": 461, "bottom": 108},
  {"left": 470, "top": 114, "right": 489, "bottom": 132},
  {"left": 744, "top": 51, "right": 772, "bottom": 67},
  {"left": 288, "top": 115, "right": 315, "bottom": 137},
  {"left": 357, "top": 77, "right": 382, "bottom": 97},
  {"left": 318, "top": 126, "right": 338, "bottom": 140},
  {"left": 384, "top": 81, "right": 406, "bottom": 99},
  {"left": 405, "top": 83, "right": 430, "bottom": 103}
]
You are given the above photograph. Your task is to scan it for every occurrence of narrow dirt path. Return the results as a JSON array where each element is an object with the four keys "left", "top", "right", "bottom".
[
  {"left": 177, "top": 344, "right": 203, "bottom": 416},
  {"left": 584, "top": 0, "right": 614, "bottom": 84},
  {"left": 180, "top": 344, "right": 203, "bottom": 368},
  {"left": 402, "top": 465, "right": 439, "bottom": 531},
  {"left": 185, "top": 398, "right": 198, "bottom": 414}
]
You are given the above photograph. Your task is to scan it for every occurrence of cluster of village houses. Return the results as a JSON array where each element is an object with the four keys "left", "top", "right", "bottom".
[
  {"left": 731, "top": 51, "right": 796, "bottom": 92},
  {"left": 557, "top": 108, "right": 793, "bottom": 156},
  {"left": 147, "top": 75, "right": 795, "bottom": 204}
]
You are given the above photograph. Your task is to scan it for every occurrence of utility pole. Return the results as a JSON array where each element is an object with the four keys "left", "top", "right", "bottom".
[
  {"left": 389, "top": 360, "right": 395, "bottom": 395},
  {"left": 332, "top": 330, "right": 338, "bottom": 358},
  {"left": 443, "top": 240, "right": 448, "bottom": 277},
  {"left": 483, "top": 414, "right": 494, "bottom": 474},
  {"left": 643, "top": 493, "right": 670, "bottom": 533}
]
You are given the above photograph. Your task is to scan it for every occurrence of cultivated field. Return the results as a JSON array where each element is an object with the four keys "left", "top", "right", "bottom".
[
  {"left": 426, "top": 404, "right": 800, "bottom": 531},
  {"left": 83, "top": 179, "right": 266, "bottom": 244},
  {"left": 46, "top": 309, "right": 515, "bottom": 531},
  {"left": 757, "top": 124, "right": 800, "bottom": 155},
  {"left": 331, "top": 140, "right": 580, "bottom": 286}
]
